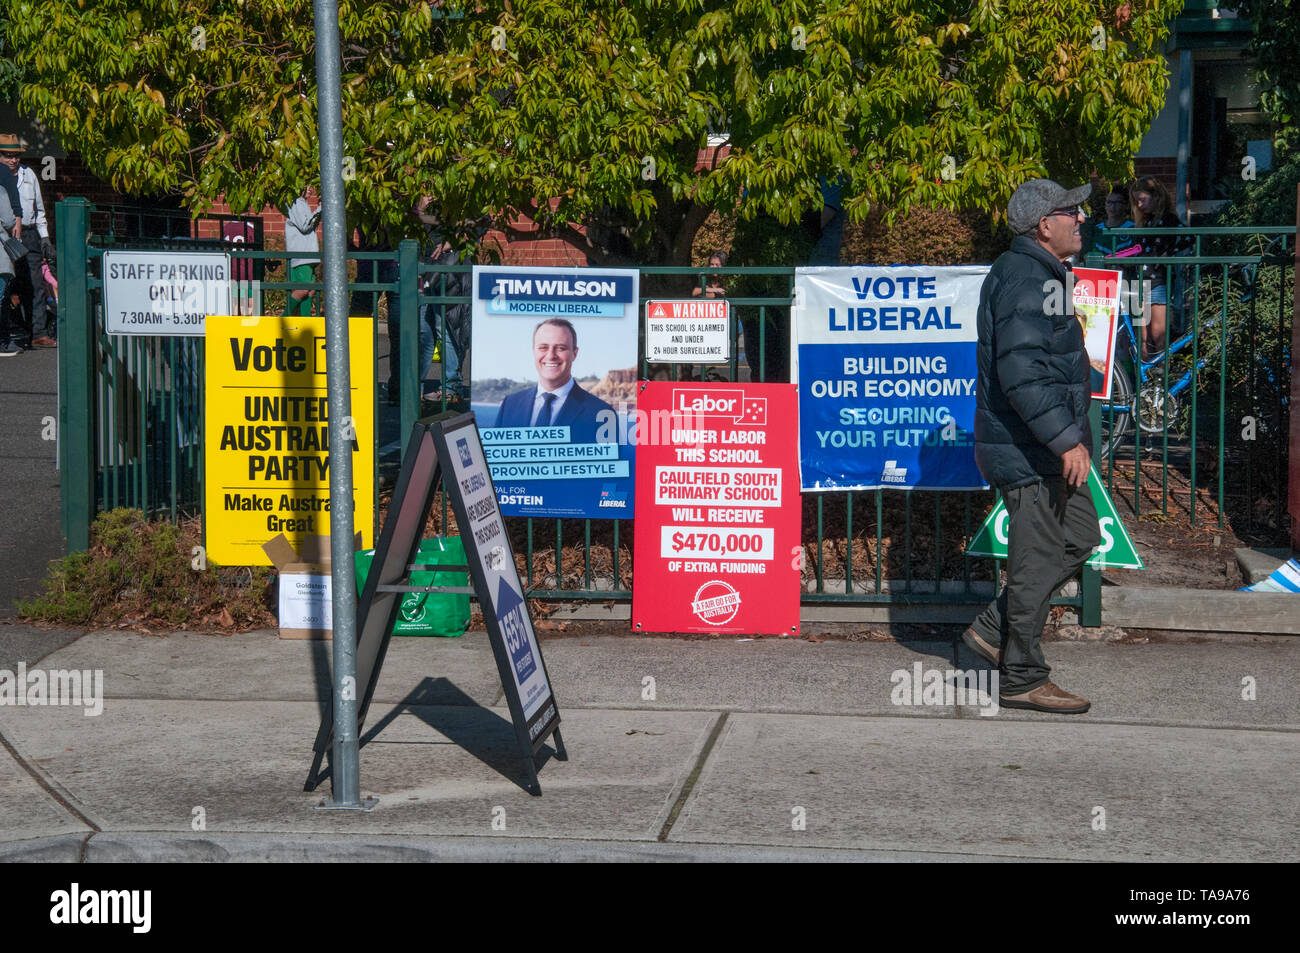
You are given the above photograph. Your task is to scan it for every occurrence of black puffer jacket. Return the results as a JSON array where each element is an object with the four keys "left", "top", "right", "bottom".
[{"left": 974, "top": 236, "right": 1092, "bottom": 490}]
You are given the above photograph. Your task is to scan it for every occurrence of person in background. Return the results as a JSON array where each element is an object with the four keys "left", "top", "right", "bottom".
[
  {"left": 415, "top": 195, "right": 471, "bottom": 400},
  {"left": 0, "top": 136, "right": 54, "bottom": 347},
  {"left": 692, "top": 250, "right": 728, "bottom": 299},
  {"left": 0, "top": 134, "right": 25, "bottom": 347},
  {"left": 686, "top": 250, "right": 731, "bottom": 381},
  {"left": 283, "top": 189, "right": 320, "bottom": 316},
  {"left": 1090, "top": 184, "right": 1143, "bottom": 325},
  {"left": 421, "top": 239, "right": 469, "bottom": 399},
  {"left": 1129, "top": 176, "right": 1191, "bottom": 358},
  {"left": 42, "top": 257, "right": 57, "bottom": 327},
  {"left": 0, "top": 186, "right": 21, "bottom": 356},
  {"left": 1094, "top": 185, "right": 1135, "bottom": 253}
]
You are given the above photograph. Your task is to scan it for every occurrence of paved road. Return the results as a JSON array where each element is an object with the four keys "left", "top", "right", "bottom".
[
  {"left": 1, "top": 627, "right": 1295, "bottom": 862},
  {"left": 0, "top": 347, "right": 64, "bottom": 619}
]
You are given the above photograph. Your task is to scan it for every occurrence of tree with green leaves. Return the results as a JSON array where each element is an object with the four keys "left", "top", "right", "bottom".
[
  {"left": 13, "top": 0, "right": 1181, "bottom": 263},
  {"left": 0, "top": 13, "right": 26, "bottom": 103}
]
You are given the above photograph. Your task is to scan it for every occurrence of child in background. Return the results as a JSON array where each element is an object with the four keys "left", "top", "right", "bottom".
[
  {"left": 283, "top": 190, "right": 320, "bottom": 316},
  {"left": 42, "top": 258, "right": 56, "bottom": 338}
]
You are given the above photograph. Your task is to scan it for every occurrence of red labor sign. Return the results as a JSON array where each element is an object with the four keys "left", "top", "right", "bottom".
[{"left": 632, "top": 381, "right": 801, "bottom": 635}]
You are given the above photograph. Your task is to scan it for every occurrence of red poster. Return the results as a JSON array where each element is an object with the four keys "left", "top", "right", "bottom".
[
  {"left": 632, "top": 382, "right": 801, "bottom": 635},
  {"left": 1071, "top": 267, "right": 1123, "bottom": 400}
]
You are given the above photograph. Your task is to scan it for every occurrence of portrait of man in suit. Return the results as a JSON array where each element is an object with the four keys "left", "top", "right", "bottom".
[{"left": 493, "top": 318, "right": 615, "bottom": 443}]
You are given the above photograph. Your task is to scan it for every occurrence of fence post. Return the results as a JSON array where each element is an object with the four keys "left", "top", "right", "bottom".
[
  {"left": 398, "top": 239, "right": 420, "bottom": 453},
  {"left": 57, "top": 198, "right": 94, "bottom": 554},
  {"left": 1082, "top": 401, "right": 1102, "bottom": 626},
  {"left": 1291, "top": 185, "right": 1300, "bottom": 551}
]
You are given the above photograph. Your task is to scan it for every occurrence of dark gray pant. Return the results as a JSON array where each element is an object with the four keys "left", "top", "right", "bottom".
[
  {"left": 969, "top": 477, "right": 1100, "bottom": 694},
  {"left": 22, "top": 230, "right": 48, "bottom": 336}
]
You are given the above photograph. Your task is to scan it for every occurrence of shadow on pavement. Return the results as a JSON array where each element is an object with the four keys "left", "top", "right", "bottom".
[{"left": 310, "top": 675, "right": 556, "bottom": 795}]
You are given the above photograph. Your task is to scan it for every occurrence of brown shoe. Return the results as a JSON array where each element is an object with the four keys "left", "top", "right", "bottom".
[
  {"left": 962, "top": 628, "right": 1000, "bottom": 666},
  {"left": 999, "top": 681, "right": 1091, "bottom": 714},
  {"left": 31, "top": 335, "right": 56, "bottom": 348}
]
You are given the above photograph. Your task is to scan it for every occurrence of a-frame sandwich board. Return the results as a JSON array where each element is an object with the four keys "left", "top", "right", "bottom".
[{"left": 305, "top": 412, "right": 565, "bottom": 796}]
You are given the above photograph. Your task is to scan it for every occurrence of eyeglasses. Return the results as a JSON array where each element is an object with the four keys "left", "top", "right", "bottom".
[{"left": 1045, "top": 206, "right": 1084, "bottom": 219}]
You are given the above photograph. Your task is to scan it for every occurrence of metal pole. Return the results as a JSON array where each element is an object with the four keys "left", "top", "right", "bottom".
[
  {"left": 312, "top": 0, "right": 367, "bottom": 810},
  {"left": 1290, "top": 185, "right": 1300, "bottom": 551},
  {"left": 1082, "top": 402, "right": 1102, "bottom": 627},
  {"left": 56, "top": 198, "right": 94, "bottom": 553},
  {"left": 1175, "top": 48, "right": 1192, "bottom": 224}
]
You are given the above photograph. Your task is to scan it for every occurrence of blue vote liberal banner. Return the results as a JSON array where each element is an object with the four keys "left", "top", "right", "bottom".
[
  {"left": 471, "top": 265, "right": 640, "bottom": 518},
  {"left": 793, "top": 266, "right": 991, "bottom": 491}
]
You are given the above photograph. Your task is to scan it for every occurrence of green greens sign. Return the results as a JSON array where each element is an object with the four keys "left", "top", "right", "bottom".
[{"left": 966, "top": 466, "right": 1144, "bottom": 569}]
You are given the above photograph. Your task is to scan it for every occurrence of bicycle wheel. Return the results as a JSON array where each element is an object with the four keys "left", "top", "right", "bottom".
[
  {"left": 1137, "top": 379, "right": 1178, "bottom": 434},
  {"left": 1099, "top": 364, "right": 1133, "bottom": 459}
]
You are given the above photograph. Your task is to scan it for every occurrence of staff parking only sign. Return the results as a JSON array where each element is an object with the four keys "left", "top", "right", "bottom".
[
  {"left": 632, "top": 382, "right": 800, "bottom": 635},
  {"left": 102, "top": 250, "right": 233, "bottom": 336},
  {"left": 793, "top": 266, "right": 990, "bottom": 491},
  {"left": 204, "top": 315, "right": 374, "bottom": 565}
]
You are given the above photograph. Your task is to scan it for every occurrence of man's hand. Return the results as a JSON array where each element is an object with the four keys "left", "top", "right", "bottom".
[{"left": 1061, "top": 443, "right": 1090, "bottom": 487}]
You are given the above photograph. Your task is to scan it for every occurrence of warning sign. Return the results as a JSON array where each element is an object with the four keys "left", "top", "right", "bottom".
[
  {"left": 645, "top": 299, "right": 730, "bottom": 363},
  {"left": 632, "top": 381, "right": 801, "bottom": 634},
  {"left": 966, "top": 465, "right": 1143, "bottom": 569},
  {"left": 203, "top": 315, "right": 374, "bottom": 565}
]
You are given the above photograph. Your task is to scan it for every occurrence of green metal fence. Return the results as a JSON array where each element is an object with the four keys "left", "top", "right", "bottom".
[
  {"left": 1086, "top": 226, "right": 1295, "bottom": 546},
  {"left": 56, "top": 196, "right": 1295, "bottom": 623}
]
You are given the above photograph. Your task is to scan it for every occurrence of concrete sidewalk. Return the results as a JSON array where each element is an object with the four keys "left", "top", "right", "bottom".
[
  {"left": 0, "top": 625, "right": 1297, "bottom": 862},
  {"left": 0, "top": 347, "right": 64, "bottom": 621}
]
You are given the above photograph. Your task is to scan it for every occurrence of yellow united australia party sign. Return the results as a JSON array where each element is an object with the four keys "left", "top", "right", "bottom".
[{"left": 204, "top": 316, "right": 374, "bottom": 565}]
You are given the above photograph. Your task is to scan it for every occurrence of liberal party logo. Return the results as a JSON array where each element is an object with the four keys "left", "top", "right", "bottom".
[
  {"left": 882, "top": 460, "right": 908, "bottom": 484},
  {"left": 457, "top": 437, "right": 472, "bottom": 468},
  {"left": 598, "top": 482, "right": 627, "bottom": 509}
]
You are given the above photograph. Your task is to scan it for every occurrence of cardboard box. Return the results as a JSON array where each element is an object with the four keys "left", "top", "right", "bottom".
[{"left": 262, "top": 533, "right": 361, "bottom": 640}]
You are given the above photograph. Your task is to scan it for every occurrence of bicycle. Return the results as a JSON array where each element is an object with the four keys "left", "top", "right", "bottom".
[{"left": 1097, "top": 234, "right": 1291, "bottom": 459}]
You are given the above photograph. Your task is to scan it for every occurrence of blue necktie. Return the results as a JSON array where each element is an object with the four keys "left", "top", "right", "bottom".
[{"left": 536, "top": 392, "right": 557, "bottom": 427}]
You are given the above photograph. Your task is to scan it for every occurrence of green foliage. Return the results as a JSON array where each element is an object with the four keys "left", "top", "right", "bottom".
[
  {"left": 1235, "top": 0, "right": 1300, "bottom": 150},
  {"left": 13, "top": 0, "right": 1181, "bottom": 263},
  {"left": 842, "top": 205, "right": 1012, "bottom": 265},
  {"left": 727, "top": 213, "right": 815, "bottom": 300},
  {"left": 0, "top": 12, "right": 26, "bottom": 102},
  {"left": 1206, "top": 152, "right": 1300, "bottom": 230},
  {"left": 16, "top": 508, "right": 273, "bottom": 629},
  {"left": 729, "top": 214, "right": 816, "bottom": 269}
]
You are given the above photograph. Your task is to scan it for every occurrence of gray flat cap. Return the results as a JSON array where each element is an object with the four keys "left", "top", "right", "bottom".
[{"left": 1007, "top": 178, "right": 1092, "bottom": 235}]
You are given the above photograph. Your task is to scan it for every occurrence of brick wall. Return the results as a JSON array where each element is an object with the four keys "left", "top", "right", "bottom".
[{"left": 1132, "top": 157, "right": 1179, "bottom": 196}]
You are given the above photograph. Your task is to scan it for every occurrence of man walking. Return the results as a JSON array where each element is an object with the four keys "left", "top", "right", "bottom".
[{"left": 964, "top": 179, "right": 1100, "bottom": 714}]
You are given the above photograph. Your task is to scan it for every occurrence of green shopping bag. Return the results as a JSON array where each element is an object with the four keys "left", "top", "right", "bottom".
[{"left": 354, "top": 536, "right": 471, "bottom": 637}]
